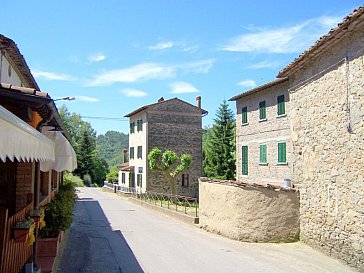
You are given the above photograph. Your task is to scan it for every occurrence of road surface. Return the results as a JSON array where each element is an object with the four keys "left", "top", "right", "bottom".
[{"left": 57, "top": 187, "right": 358, "bottom": 273}]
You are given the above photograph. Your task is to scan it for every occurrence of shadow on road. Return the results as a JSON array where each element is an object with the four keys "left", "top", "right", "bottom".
[{"left": 57, "top": 198, "right": 145, "bottom": 273}]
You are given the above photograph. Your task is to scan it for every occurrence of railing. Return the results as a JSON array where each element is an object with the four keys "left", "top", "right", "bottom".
[
  {"left": 0, "top": 202, "right": 34, "bottom": 273},
  {"left": 103, "top": 182, "right": 137, "bottom": 194},
  {"left": 133, "top": 191, "right": 199, "bottom": 217}
]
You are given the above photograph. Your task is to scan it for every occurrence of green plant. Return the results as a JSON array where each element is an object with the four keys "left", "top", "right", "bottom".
[
  {"left": 83, "top": 174, "right": 92, "bottom": 187},
  {"left": 29, "top": 208, "right": 45, "bottom": 217},
  {"left": 63, "top": 172, "right": 84, "bottom": 187},
  {"left": 106, "top": 168, "right": 118, "bottom": 183},
  {"left": 39, "top": 183, "right": 76, "bottom": 238},
  {"left": 15, "top": 218, "right": 34, "bottom": 229}
]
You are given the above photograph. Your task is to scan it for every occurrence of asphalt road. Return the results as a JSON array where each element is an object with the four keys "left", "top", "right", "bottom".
[{"left": 57, "top": 187, "right": 358, "bottom": 273}]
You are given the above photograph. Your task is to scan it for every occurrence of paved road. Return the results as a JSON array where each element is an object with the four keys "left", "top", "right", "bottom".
[{"left": 58, "top": 187, "right": 358, "bottom": 273}]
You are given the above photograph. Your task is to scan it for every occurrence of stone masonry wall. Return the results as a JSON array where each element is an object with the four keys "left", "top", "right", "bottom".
[
  {"left": 16, "top": 162, "right": 34, "bottom": 211},
  {"left": 235, "top": 81, "right": 292, "bottom": 186},
  {"left": 289, "top": 25, "right": 364, "bottom": 270},
  {"left": 199, "top": 178, "right": 300, "bottom": 242},
  {"left": 146, "top": 99, "right": 203, "bottom": 197}
]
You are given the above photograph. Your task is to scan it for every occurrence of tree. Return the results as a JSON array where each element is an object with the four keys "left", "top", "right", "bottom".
[
  {"left": 203, "top": 100, "right": 236, "bottom": 180},
  {"left": 148, "top": 147, "right": 191, "bottom": 194}
]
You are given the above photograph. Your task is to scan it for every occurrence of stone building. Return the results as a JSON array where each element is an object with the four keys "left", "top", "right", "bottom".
[
  {"left": 278, "top": 7, "right": 364, "bottom": 270},
  {"left": 119, "top": 97, "right": 207, "bottom": 197},
  {"left": 229, "top": 78, "right": 292, "bottom": 186}
]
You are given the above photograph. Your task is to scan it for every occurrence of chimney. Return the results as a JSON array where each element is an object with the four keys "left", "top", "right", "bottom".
[
  {"left": 196, "top": 96, "right": 201, "bottom": 108},
  {"left": 123, "top": 149, "right": 128, "bottom": 163},
  {"left": 158, "top": 97, "right": 164, "bottom": 103}
]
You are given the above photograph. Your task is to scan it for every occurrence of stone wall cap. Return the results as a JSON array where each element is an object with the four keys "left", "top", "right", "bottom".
[{"left": 199, "top": 177, "right": 298, "bottom": 192}]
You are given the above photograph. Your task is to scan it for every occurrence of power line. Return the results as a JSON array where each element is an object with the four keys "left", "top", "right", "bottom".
[{"left": 81, "top": 116, "right": 128, "bottom": 121}]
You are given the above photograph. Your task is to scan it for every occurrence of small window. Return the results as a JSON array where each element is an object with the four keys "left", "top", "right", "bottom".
[
  {"left": 137, "top": 174, "right": 142, "bottom": 187},
  {"left": 129, "top": 147, "right": 134, "bottom": 160},
  {"left": 137, "top": 146, "right": 142, "bottom": 159},
  {"left": 122, "top": 173, "right": 126, "bottom": 184},
  {"left": 182, "top": 174, "right": 189, "bottom": 187},
  {"left": 259, "top": 101, "right": 266, "bottom": 120},
  {"left": 277, "top": 95, "right": 285, "bottom": 116},
  {"left": 242, "top": 145, "right": 248, "bottom": 175},
  {"left": 130, "top": 122, "right": 135, "bottom": 134},
  {"left": 259, "top": 144, "right": 267, "bottom": 164},
  {"left": 278, "top": 142, "right": 287, "bottom": 163},
  {"left": 137, "top": 119, "right": 143, "bottom": 132},
  {"left": 242, "top": 106, "right": 248, "bottom": 125}
]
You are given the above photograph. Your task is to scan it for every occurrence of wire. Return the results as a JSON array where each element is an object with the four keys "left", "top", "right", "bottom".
[{"left": 80, "top": 116, "right": 128, "bottom": 121}]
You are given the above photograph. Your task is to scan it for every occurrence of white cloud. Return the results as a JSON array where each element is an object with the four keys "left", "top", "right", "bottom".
[
  {"left": 149, "top": 41, "right": 174, "bottom": 50},
  {"left": 88, "top": 53, "right": 106, "bottom": 63},
  {"left": 120, "top": 88, "right": 148, "bottom": 97},
  {"left": 88, "top": 59, "right": 214, "bottom": 86},
  {"left": 247, "top": 61, "right": 281, "bottom": 69},
  {"left": 221, "top": 15, "right": 343, "bottom": 54},
  {"left": 32, "top": 70, "right": 76, "bottom": 81},
  {"left": 237, "top": 80, "right": 256, "bottom": 88},
  {"left": 76, "top": 96, "right": 99, "bottom": 102},
  {"left": 170, "top": 82, "right": 199, "bottom": 94}
]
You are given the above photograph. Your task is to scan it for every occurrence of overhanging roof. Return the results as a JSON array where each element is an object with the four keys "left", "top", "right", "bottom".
[{"left": 0, "top": 105, "right": 55, "bottom": 162}]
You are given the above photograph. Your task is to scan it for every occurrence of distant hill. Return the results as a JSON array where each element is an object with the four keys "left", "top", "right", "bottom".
[{"left": 96, "top": 131, "right": 129, "bottom": 170}]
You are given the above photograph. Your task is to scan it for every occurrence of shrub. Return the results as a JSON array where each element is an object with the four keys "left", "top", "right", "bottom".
[
  {"left": 83, "top": 174, "right": 92, "bottom": 187},
  {"left": 39, "top": 182, "right": 76, "bottom": 238},
  {"left": 63, "top": 172, "right": 84, "bottom": 187},
  {"left": 106, "top": 169, "right": 118, "bottom": 183}
]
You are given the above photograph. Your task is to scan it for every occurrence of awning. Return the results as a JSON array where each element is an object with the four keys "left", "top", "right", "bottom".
[
  {"left": 40, "top": 131, "right": 77, "bottom": 172},
  {"left": 0, "top": 105, "right": 55, "bottom": 162}
]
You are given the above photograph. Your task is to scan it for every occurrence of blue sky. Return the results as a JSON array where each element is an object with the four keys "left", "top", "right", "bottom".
[{"left": 1, "top": 1, "right": 361, "bottom": 134}]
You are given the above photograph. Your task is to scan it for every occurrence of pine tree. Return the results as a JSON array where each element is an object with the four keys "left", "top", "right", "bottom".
[{"left": 203, "top": 100, "right": 236, "bottom": 180}]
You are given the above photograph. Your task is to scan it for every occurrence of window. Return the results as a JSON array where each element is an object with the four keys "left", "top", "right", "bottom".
[
  {"left": 137, "top": 174, "right": 142, "bottom": 187},
  {"left": 129, "top": 173, "right": 135, "bottom": 188},
  {"left": 130, "top": 122, "right": 135, "bottom": 134},
  {"left": 182, "top": 174, "right": 189, "bottom": 187},
  {"left": 242, "top": 106, "right": 248, "bottom": 125},
  {"left": 277, "top": 95, "right": 285, "bottom": 116},
  {"left": 259, "top": 144, "right": 267, "bottom": 164},
  {"left": 259, "top": 101, "right": 266, "bottom": 120},
  {"left": 122, "top": 173, "right": 126, "bottom": 184},
  {"left": 129, "top": 147, "right": 134, "bottom": 160},
  {"left": 278, "top": 142, "right": 287, "bottom": 163},
  {"left": 242, "top": 146, "right": 248, "bottom": 175},
  {"left": 137, "top": 119, "right": 143, "bottom": 132},
  {"left": 137, "top": 146, "right": 142, "bottom": 159}
]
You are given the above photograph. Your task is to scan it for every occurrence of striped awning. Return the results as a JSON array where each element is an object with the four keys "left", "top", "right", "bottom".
[{"left": 0, "top": 105, "right": 55, "bottom": 162}]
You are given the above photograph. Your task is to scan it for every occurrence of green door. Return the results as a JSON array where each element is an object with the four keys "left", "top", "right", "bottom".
[{"left": 242, "top": 146, "right": 248, "bottom": 175}]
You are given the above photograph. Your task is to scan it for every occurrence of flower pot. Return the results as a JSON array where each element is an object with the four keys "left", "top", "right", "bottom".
[
  {"left": 37, "top": 231, "right": 64, "bottom": 257},
  {"left": 13, "top": 228, "right": 29, "bottom": 242}
]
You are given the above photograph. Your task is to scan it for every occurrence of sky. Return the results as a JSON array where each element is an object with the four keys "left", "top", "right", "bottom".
[{"left": 1, "top": 1, "right": 361, "bottom": 135}]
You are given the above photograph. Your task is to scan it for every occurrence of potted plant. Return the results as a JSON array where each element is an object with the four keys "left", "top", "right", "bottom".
[
  {"left": 13, "top": 218, "right": 35, "bottom": 243},
  {"left": 29, "top": 208, "right": 45, "bottom": 229}
]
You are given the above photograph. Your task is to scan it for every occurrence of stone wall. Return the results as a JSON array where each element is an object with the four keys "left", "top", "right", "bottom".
[
  {"left": 288, "top": 22, "right": 364, "bottom": 270},
  {"left": 16, "top": 162, "right": 34, "bottom": 211},
  {"left": 199, "top": 178, "right": 300, "bottom": 242}
]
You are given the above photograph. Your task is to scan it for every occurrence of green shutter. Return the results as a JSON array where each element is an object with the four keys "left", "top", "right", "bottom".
[
  {"left": 242, "top": 146, "right": 248, "bottom": 175},
  {"left": 277, "top": 95, "right": 285, "bottom": 115},
  {"left": 260, "top": 144, "right": 267, "bottom": 163},
  {"left": 242, "top": 107, "right": 248, "bottom": 124},
  {"left": 278, "top": 142, "right": 286, "bottom": 163},
  {"left": 259, "top": 101, "right": 266, "bottom": 120}
]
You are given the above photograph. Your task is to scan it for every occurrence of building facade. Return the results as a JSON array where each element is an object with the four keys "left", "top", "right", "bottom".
[
  {"left": 278, "top": 7, "right": 364, "bottom": 270},
  {"left": 230, "top": 78, "right": 292, "bottom": 186},
  {"left": 119, "top": 97, "right": 207, "bottom": 197}
]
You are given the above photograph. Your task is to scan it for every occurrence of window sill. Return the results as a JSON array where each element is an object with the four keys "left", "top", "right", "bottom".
[
  {"left": 277, "top": 114, "right": 287, "bottom": 118},
  {"left": 242, "top": 123, "right": 249, "bottom": 126},
  {"left": 277, "top": 162, "right": 288, "bottom": 166},
  {"left": 259, "top": 118, "right": 267, "bottom": 122},
  {"left": 259, "top": 162, "right": 268, "bottom": 166}
]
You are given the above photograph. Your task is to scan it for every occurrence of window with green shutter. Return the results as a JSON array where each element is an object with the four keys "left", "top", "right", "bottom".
[
  {"left": 130, "top": 122, "right": 135, "bottom": 134},
  {"left": 137, "top": 174, "right": 142, "bottom": 187},
  {"left": 278, "top": 142, "right": 286, "bottom": 163},
  {"left": 137, "top": 146, "right": 142, "bottom": 159},
  {"left": 137, "top": 119, "right": 143, "bottom": 132},
  {"left": 277, "top": 95, "right": 285, "bottom": 116},
  {"left": 242, "top": 106, "right": 248, "bottom": 124},
  {"left": 242, "top": 145, "right": 248, "bottom": 175},
  {"left": 259, "top": 144, "right": 267, "bottom": 164},
  {"left": 129, "top": 147, "right": 134, "bottom": 160},
  {"left": 259, "top": 101, "right": 266, "bottom": 120}
]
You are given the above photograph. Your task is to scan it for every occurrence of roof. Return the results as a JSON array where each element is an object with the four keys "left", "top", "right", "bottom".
[
  {"left": 0, "top": 34, "right": 40, "bottom": 90},
  {"left": 229, "top": 77, "right": 288, "bottom": 101},
  {"left": 278, "top": 6, "right": 364, "bottom": 77},
  {"left": 0, "top": 82, "right": 70, "bottom": 140},
  {"left": 124, "top": 97, "right": 208, "bottom": 117},
  {"left": 119, "top": 162, "right": 134, "bottom": 172}
]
